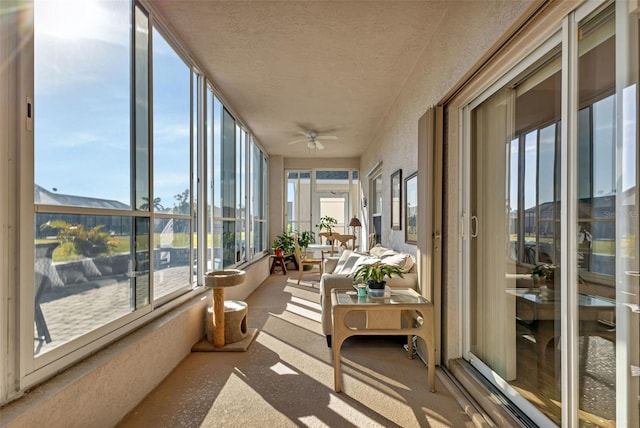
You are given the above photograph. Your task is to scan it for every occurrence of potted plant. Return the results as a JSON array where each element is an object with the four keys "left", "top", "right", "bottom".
[
  {"left": 351, "top": 262, "right": 404, "bottom": 296},
  {"left": 317, "top": 216, "right": 338, "bottom": 234},
  {"left": 528, "top": 263, "right": 557, "bottom": 285},
  {"left": 297, "top": 230, "right": 316, "bottom": 254},
  {"left": 272, "top": 232, "right": 295, "bottom": 255}
]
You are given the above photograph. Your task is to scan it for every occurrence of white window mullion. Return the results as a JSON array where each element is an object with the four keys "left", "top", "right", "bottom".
[
  {"left": 460, "top": 105, "right": 472, "bottom": 360},
  {"left": 197, "top": 74, "right": 206, "bottom": 285},
  {"left": 1, "top": 5, "right": 22, "bottom": 403},
  {"left": 245, "top": 132, "right": 250, "bottom": 260},
  {"left": 19, "top": 7, "right": 36, "bottom": 381},
  {"left": 615, "top": 1, "right": 640, "bottom": 425},
  {"left": 560, "top": 12, "right": 580, "bottom": 428}
]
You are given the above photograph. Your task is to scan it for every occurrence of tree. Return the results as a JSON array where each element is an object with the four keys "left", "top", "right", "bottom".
[
  {"left": 173, "top": 189, "right": 190, "bottom": 214},
  {"left": 140, "top": 197, "right": 164, "bottom": 211}
]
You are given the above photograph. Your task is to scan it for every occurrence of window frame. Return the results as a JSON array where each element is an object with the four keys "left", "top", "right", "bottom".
[{"left": 9, "top": 0, "right": 269, "bottom": 397}]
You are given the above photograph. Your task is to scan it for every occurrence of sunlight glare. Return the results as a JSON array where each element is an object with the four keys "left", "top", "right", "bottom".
[
  {"left": 36, "top": 0, "right": 107, "bottom": 40},
  {"left": 285, "top": 302, "right": 321, "bottom": 322},
  {"left": 327, "top": 394, "right": 384, "bottom": 427},
  {"left": 270, "top": 362, "right": 299, "bottom": 376},
  {"left": 290, "top": 295, "right": 321, "bottom": 311}
]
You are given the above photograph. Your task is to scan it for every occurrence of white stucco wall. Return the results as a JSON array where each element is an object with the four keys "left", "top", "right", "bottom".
[{"left": 359, "top": 1, "right": 536, "bottom": 363}]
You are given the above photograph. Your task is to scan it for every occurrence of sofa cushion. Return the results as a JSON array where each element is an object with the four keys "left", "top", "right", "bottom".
[
  {"left": 369, "top": 244, "right": 392, "bottom": 258},
  {"left": 382, "top": 253, "right": 415, "bottom": 273},
  {"left": 333, "top": 251, "right": 377, "bottom": 275},
  {"left": 333, "top": 250, "right": 353, "bottom": 273},
  {"left": 379, "top": 249, "right": 398, "bottom": 259}
]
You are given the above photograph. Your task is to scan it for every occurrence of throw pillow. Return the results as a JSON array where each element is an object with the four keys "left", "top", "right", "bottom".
[
  {"left": 369, "top": 244, "right": 391, "bottom": 258},
  {"left": 333, "top": 250, "right": 353, "bottom": 273},
  {"left": 379, "top": 249, "right": 397, "bottom": 258},
  {"left": 335, "top": 253, "right": 377, "bottom": 275},
  {"left": 382, "top": 253, "right": 415, "bottom": 273},
  {"left": 351, "top": 255, "right": 378, "bottom": 274}
]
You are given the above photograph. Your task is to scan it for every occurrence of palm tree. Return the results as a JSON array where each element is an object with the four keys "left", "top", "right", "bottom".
[{"left": 140, "top": 197, "right": 164, "bottom": 211}]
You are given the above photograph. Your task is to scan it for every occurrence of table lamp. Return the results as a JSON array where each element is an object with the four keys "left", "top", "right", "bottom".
[{"left": 349, "top": 216, "right": 362, "bottom": 239}]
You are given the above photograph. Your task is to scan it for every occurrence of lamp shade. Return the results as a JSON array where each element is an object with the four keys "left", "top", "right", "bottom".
[{"left": 348, "top": 217, "right": 362, "bottom": 228}]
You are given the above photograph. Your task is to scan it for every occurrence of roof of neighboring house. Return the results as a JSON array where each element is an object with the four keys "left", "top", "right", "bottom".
[{"left": 34, "top": 185, "right": 130, "bottom": 210}]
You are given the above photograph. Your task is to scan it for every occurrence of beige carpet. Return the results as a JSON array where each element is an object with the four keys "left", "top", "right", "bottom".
[{"left": 117, "top": 272, "right": 474, "bottom": 427}]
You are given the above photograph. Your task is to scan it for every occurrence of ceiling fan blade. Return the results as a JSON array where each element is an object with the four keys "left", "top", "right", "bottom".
[
  {"left": 298, "top": 131, "right": 310, "bottom": 137},
  {"left": 316, "top": 136, "right": 338, "bottom": 141},
  {"left": 288, "top": 138, "right": 308, "bottom": 145},
  {"left": 315, "top": 141, "right": 325, "bottom": 150}
]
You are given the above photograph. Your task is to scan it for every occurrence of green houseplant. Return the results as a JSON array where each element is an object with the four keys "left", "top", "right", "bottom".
[
  {"left": 272, "top": 232, "right": 295, "bottom": 255},
  {"left": 297, "top": 230, "right": 316, "bottom": 270},
  {"left": 317, "top": 216, "right": 338, "bottom": 234},
  {"left": 351, "top": 262, "right": 404, "bottom": 289},
  {"left": 297, "top": 230, "right": 316, "bottom": 252},
  {"left": 528, "top": 263, "right": 557, "bottom": 284}
]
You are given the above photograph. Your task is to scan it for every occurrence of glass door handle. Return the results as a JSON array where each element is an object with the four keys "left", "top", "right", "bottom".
[{"left": 471, "top": 215, "right": 479, "bottom": 238}]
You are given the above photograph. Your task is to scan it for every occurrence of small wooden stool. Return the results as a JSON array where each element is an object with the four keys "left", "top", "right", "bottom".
[{"left": 270, "top": 255, "right": 287, "bottom": 274}]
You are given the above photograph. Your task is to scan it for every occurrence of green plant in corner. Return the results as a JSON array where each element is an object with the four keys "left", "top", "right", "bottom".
[
  {"left": 297, "top": 230, "right": 316, "bottom": 250},
  {"left": 317, "top": 216, "right": 338, "bottom": 234},
  {"left": 272, "top": 232, "right": 295, "bottom": 255},
  {"left": 351, "top": 262, "right": 404, "bottom": 289},
  {"left": 296, "top": 230, "right": 316, "bottom": 265}
]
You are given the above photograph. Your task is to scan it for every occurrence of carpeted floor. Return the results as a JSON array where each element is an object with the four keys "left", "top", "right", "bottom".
[{"left": 117, "top": 272, "right": 474, "bottom": 427}]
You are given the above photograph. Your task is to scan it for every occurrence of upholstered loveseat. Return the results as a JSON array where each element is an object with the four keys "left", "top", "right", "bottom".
[{"left": 319, "top": 245, "right": 417, "bottom": 347}]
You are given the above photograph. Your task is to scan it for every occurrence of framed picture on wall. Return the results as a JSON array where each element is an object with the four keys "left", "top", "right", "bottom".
[
  {"left": 405, "top": 172, "right": 418, "bottom": 244},
  {"left": 391, "top": 169, "right": 402, "bottom": 230}
]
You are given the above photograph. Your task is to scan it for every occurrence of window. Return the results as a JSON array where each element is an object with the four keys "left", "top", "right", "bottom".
[
  {"left": 208, "top": 97, "right": 266, "bottom": 269},
  {"left": 371, "top": 173, "right": 383, "bottom": 244},
  {"left": 250, "top": 140, "right": 268, "bottom": 256},
  {"left": 152, "top": 28, "right": 193, "bottom": 301},
  {"left": 211, "top": 108, "right": 240, "bottom": 267},
  {"left": 285, "top": 169, "right": 360, "bottom": 237},
  {"left": 286, "top": 171, "right": 312, "bottom": 233},
  {"left": 6, "top": 0, "right": 269, "bottom": 403},
  {"left": 33, "top": 0, "right": 145, "bottom": 357},
  {"left": 315, "top": 170, "right": 350, "bottom": 233}
]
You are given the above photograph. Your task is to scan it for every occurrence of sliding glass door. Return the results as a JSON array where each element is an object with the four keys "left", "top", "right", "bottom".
[{"left": 465, "top": 2, "right": 639, "bottom": 425}]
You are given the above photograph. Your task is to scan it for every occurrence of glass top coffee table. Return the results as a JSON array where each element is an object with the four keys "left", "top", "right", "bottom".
[{"left": 330, "top": 288, "right": 435, "bottom": 393}]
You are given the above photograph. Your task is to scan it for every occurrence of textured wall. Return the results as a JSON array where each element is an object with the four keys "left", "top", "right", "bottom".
[{"left": 359, "top": 1, "right": 536, "bottom": 361}]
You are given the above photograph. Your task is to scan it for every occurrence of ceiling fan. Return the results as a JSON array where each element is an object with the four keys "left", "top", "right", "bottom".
[{"left": 288, "top": 130, "right": 338, "bottom": 150}]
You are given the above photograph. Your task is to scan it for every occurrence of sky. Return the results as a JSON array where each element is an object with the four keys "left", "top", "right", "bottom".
[{"left": 35, "top": 0, "right": 193, "bottom": 209}]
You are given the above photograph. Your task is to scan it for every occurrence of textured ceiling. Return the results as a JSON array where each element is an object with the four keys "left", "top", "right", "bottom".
[{"left": 151, "top": 0, "right": 451, "bottom": 158}]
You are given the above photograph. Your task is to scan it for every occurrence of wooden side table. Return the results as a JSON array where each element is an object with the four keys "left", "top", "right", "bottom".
[
  {"left": 270, "top": 255, "right": 287, "bottom": 274},
  {"left": 331, "top": 288, "right": 435, "bottom": 393}
]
